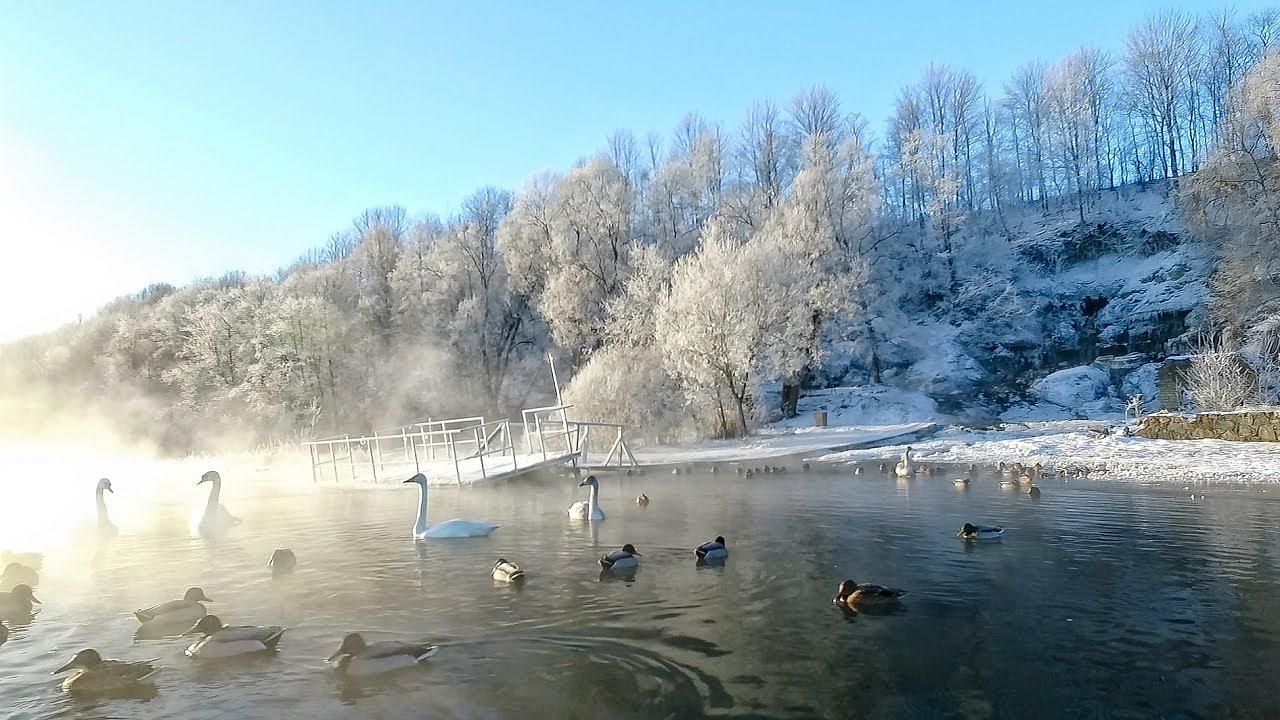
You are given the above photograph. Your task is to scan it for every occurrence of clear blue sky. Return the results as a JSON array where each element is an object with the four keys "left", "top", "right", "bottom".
[{"left": 0, "top": 0, "right": 1267, "bottom": 341}]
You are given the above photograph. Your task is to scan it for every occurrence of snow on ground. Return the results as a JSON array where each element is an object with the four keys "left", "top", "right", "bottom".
[
  {"left": 817, "top": 420, "right": 1280, "bottom": 485},
  {"left": 618, "top": 422, "right": 938, "bottom": 466},
  {"left": 770, "top": 385, "right": 940, "bottom": 429}
]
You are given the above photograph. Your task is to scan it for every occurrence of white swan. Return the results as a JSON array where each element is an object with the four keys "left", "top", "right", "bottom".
[
  {"left": 894, "top": 447, "right": 915, "bottom": 477},
  {"left": 95, "top": 478, "right": 117, "bottom": 537},
  {"left": 403, "top": 473, "right": 499, "bottom": 539},
  {"left": 196, "top": 471, "right": 241, "bottom": 536},
  {"left": 567, "top": 475, "right": 606, "bottom": 521}
]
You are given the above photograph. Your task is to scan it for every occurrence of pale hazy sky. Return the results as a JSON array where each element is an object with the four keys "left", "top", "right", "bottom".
[{"left": 0, "top": 0, "right": 1269, "bottom": 341}]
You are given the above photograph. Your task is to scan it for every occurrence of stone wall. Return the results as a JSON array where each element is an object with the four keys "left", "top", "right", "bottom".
[{"left": 1136, "top": 410, "right": 1280, "bottom": 442}]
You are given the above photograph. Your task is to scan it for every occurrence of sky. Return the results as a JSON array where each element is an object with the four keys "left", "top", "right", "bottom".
[{"left": 0, "top": 0, "right": 1270, "bottom": 342}]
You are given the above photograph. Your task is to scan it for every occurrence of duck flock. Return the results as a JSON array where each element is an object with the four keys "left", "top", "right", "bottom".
[{"left": 0, "top": 451, "right": 1015, "bottom": 699}]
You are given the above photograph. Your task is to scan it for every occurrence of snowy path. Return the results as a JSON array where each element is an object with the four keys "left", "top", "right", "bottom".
[
  {"left": 818, "top": 420, "right": 1280, "bottom": 485},
  {"left": 608, "top": 422, "right": 938, "bottom": 467}
]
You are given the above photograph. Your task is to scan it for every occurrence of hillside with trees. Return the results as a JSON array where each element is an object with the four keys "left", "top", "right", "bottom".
[{"left": 3, "top": 7, "right": 1279, "bottom": 453}]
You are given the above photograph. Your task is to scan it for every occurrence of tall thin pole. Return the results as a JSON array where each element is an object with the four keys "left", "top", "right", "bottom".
[{"left": 549, "top": 354, "right": 572, "bottom": 455}]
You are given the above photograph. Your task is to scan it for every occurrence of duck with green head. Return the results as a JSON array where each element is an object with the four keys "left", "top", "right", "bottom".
[
  {"left": 184, "top": 615, "right": 286, "bottom": 659},
  {"left": 135, "top": 587, "right": 212, "bottom": 629},
  {"left": 326, "top": 633, "right": 439, "bottom": 677},
  {"left": 0, "top": 584, "right": 39, "bottom": 619},
  {"left": 53, "top": 649, "right": 158, "bottom": 695}
]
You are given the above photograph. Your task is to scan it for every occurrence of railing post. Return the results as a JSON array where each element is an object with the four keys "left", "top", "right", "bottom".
[
  {"left": 308, "top": 444, "right": 318, "bottom": 484},
  {"left": 534, "top": 415, "right": 546, "bottom": 462},
  {"left": 368, "top": 440, "right": 378, "bottom": 483},
  {"left": 475, "top": 426, "right": 487, "bottom": 481},
  {"left": 448, "top": 432, "right": 461, "bottom": 484},
  {"left": 345, "top": 434, "right": 355, "bottom": 481}
]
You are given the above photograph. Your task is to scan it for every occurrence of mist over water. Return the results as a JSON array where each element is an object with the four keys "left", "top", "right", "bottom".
[{"left": 2, "top": 462, "right": 1280, "bottom": 718}]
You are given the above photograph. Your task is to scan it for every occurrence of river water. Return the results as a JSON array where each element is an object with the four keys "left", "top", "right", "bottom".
[{"left": 2, "top": 463, "right": 1279, "bottom": 719}]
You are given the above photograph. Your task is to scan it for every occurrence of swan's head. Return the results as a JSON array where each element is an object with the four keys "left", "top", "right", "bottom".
[
  {"left": 183, "top": 587, "right": 212, "bottom": 603},
  {"left": 53, "top": 649, "right": 103, "bottom": 674},
  {"left": 184, "top": 615, "right": 224, "bottom": 637},
  {"left": 327, "top": 632, "right": 367, "bottom": 661},
  {"left": 714, "top": 535, "right": 726, "bottom": 545},
  {"left": 903, "top": 446, "right": 913, "bottom": 457},
  {"left": 403, "top": 473, "right": 428, "bottom": 486},
  {"left": 198, "top": 470, "right": 221, "bottom": 486},
  {"left": 8, "top": 584, "right": 39, "bottom": 604},
  {"left": 96, "top": 478, "right": 113, "bottom": 494},
  {"left": 578, "top": 475, "right": 599, "bottom": 488},
  {"left": 620, "top": 543, "right": 640, "bottom": 555}
]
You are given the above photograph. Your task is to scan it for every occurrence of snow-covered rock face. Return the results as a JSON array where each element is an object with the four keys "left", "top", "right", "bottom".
[
  {"left": 1032, "top": 365, "right": 1115, "bottom": 409},
  {"left": 769, "top": 385, "right": 939, "bottom": 429},
  {"left": 1121, "top": 362, "right": 1161, "bottom": 405}
]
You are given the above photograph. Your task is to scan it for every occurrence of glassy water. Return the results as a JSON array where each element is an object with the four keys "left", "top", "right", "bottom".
[{"left": 3, "top": 464, "right": 1280, "bottom": 719}]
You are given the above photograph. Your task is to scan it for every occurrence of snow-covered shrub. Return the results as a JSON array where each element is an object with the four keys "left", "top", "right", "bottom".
[
  {"left": 1184, "top": 335, "right": 1263, "bottom": 410},
  {"left": 563, "top": 344, "right": 690, "bottom": 444}
]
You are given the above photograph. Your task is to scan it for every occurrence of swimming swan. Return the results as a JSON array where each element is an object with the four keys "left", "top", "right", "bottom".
[
  {"left": 491, "top": 558, "right": 525, "bottom": 583},
  {"left": 403, "top": 474, "right": 499, "bottom": 539},
  {"left": 694, "top": 536, "right": 728, "bottom": 562},
  {"left": 894, "top": 447, "right": 915, "bottom": 477},
  {"left": 327, "top": 633, "right": 439, "bottom": 677},
  {"left": 196, "top": 471, "right": 241, "bottom": 536},
  {"left": 599, "top": 544, "right": 641, "bottom": 571},
  {"left": 95, "top": 478, "right": 117, "bottom": 537},
  {"left": 184, "top": 615, "right": 285, "bottom": 658},
  {"left": 567, "top": 475, "right": 606, "bottom": 521},
  {"left": 53, "top": 649, "right": 158, "bottom": 695},
  {"left": 134, "top": 587, "right": 212, "bottom": 628}
]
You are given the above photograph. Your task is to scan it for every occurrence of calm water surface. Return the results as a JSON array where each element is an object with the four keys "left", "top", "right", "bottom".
[{"left": 3, "top": 464, "right": 1280, "bottom": 719}]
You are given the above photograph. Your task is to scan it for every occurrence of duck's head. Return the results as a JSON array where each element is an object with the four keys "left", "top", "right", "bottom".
[
  {"left": 8, "top": 584, "right": 38, "bottom": 604},
  {"left": 96, "top": 478, "right": 113, "bottom": 494},
  {"left": 714, "top": 535, "right": 726, "bottom": 545},
  {"left": 578, "top": 475, "right": 599, "bottom": 488},
  {"left": 198, "top": 471, "right": 221, "bottom": 486},
  {"left": 621, "top": 543, "right": 640, "bottom": 555},
  {"left": 403, "top": 473, "right": 428, "bottom": 486},
  {"left": 184, "top": 615, "right": 224, "bottom": 637},
  {"left": 998, "top": 461, "right": 1007, "bottom": 471},
  {"left": 183, "top": 587, "right": 212, "bottom": 603},
  {"left": 959, "top": 523, "right": 978, "bottom": 536},
  {"left": 53, "top": 649, "right": 102, "bottom": 674},
  {"left": 327, "top": 632, "right": 367, "bottom": 661},
  {"left": 836, "top": 579, "right": 859, "bottom": 599}
]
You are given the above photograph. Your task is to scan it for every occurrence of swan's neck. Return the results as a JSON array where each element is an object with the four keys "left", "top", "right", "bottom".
[
  {"left": 587, "top": 483, "right": 599, "bottom": 516},
  {"left": 96, "top": 488, "right": 110, "bottom": 523},
  {"left": 415, "top": 482, "right": 430, "bottom": 532},
  {"left": 205, "top": 479, "right": 221, "bottom": 511}
]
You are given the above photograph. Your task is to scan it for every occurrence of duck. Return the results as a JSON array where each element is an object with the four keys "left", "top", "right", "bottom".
[
  {"left": 894, "top": 447, "right": 915, "bottom": 477},
  {"left": 599, "top": 544, "right": 641, "bottom": 572},
  {"left": 95, "top": 478, "right": 118, "bottom": 537},
  {"left": 491, "top": 558, "right": 525, "bottom": 583},
  {"left": 1026, "top": 485, "right": 1042, "bottom": 498},
  {"left": 635, "top": 493, "right": 650, "bottom": 507},
  {"left": 403, "top": 473, "right": 499, "bottom": 539},
  {"left": 694, "top": 536, "right": 728, "bottom": 562},
  {"left": 0, "top": 584, "right": 39, "bottom": 618},
  {"left": 0, "top": 562, "right": 38, "bottom": 590},
  {"left": 952, "top": 477, "right": 970, "bottom": 487},
  {"left": 196, "top": 471, "right": 241, "bottom": 536},
  {"left": 183, "top": 615, "right": 286, "bottom": 658},
  {"left": 326, "top": 633, "right": 438, "bottom": 677},
  {"left": 878, "top": 462, "right": 888, "bottom": 473},
  {"left": 267, "top": 549, "right": 297, "bottom": 575},
  {"left": 833, "top": 580, "right": 906, "bottom": 611},
  {"left": 957, "top": 523, "right": 1004, "bottom": 540},
  {"left": 998, "top": 462, "right": 1015, "bottom": 477},
  {"left": 998, "top": 478, "right": 1018, "bottom": 489},
  {"left": 53, "top": 649, "right": 158, "bottom": 695},
  {"left": 567, "top": 475, "right": 606, "bottom": 521},
  {"left": 1017, "top": 472, "right": 1034, "bottom": 485},
  {"left": 134, "top": 587, "right": 212, "bottom": 628},
  {"left": 853, "top": 467, "right": 864, "bottom": 475}
]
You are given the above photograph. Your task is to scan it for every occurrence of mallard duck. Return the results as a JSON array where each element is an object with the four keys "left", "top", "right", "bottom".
[
  {"left": 635, "top": 493, "right": 650, "bottom": 507},
  {"left": 599, "top": 544, "right": 641, "bottom": 571},
  {"left": 894, "top": 448, "right": 914, "bottom": 477},
  {"left": 998, "top": 479, "right": 1018, "bottom": 488},
  {"left": 267, "top": 549, "right": 296, "bottom": 575},
  {"left": 1026, "top": 485, "right": 1042, "bottom": 497},
  {"left": 0, "top": 584, "right": 39, "bottom": 618},
  {"left": 135, "top": 587, "right": 212, "bottom": 627},
  {"left": 0, "top": 562, "right": 38, "bottom": 590},
  {"left": 957, "top": 523, "right": 1004, "bottom": 540},
  {"left": 694, "top": 536, "right": 727, "bottom": 561},
  {"left": 326, "top": 632, "right": 439, "bottom": 677},
  {"left": 833, "top": 580, "right": 906, "bottom": 610},
  {"left": 184, "top": 615, "right": 286, "bottom": 658},
  {"left": 491, "top": 558, "right": 525, "bottom": 583},
  {"left": 53, "top": 649, "right": 158, "bottom": 695},
  {"left": 966, "top": 463, "right": 978, "bottom": 472},
  {"left": 878, "top": 462, "right": 888, "bottom": 473},
  {"left": 952, "top": 477, "right": 970, "bottom": 486},
  {"left": 853, "top": 466, "right": 864, "bottom": 475}
]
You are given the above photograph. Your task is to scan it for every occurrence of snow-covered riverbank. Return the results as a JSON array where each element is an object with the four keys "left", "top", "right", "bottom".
[{"left": 816, "top": 420, "right": 1280, "bottom": 485}]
